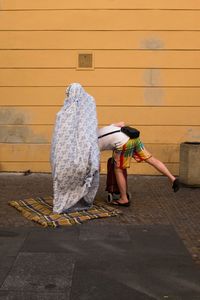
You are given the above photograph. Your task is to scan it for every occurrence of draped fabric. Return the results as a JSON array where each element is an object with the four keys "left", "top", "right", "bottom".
[{"left": 51, "top": 83, "right": 100, "bottom": 214}]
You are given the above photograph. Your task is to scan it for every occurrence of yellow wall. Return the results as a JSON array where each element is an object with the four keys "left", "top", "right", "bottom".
[{"left": 0, "top": 1, "right": 200, "bottom": 174}]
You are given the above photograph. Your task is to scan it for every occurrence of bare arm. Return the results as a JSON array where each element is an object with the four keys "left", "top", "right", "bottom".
[{"left": 113, "top": 121, "right": 125, "bottom": 127}]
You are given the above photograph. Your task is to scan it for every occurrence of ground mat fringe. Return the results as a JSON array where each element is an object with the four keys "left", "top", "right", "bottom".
[{"left": 9, "top": 196, "right": 121, "bottom": 227}]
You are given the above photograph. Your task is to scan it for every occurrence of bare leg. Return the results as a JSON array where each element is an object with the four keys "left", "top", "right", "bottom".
[
  {"left": 146, "top": 156, "right": 180, "bottom": 192},
  {"left": 145, "top": 156, "right": 175, "bottom": 183},
  {"left": 114, "top": 167, "right": 129, "bottom": 204}
]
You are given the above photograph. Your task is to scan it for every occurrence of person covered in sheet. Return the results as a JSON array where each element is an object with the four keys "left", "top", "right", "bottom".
[
  {"left": 51, "top": 83, "right": 100, "bottom": 214},
  {"left": 98, "top": 122, "right": 180, "bottom": 207}
]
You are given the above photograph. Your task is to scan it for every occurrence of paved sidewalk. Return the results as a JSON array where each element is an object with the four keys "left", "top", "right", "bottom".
[
  {"left": 0, "top": 173, "right": 200, "bottom": 264},
  {"left": 0, "top": 173, "right": 200, "bottom": 299}
]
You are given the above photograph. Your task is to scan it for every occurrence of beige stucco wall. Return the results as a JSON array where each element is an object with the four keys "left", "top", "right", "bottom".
[{"left": 0, "top": 0, "right": 200, "bottom": 174}]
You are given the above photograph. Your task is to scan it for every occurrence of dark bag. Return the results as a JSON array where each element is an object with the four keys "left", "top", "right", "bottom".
[{"left": 121, "top": 126, "right": 140, "bottom": 139}]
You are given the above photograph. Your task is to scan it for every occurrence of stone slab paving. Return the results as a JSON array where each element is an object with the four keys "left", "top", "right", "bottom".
[
  {"left": 1, "top": 253, "right": 74, "bottom": 293},
  {"left": 0, "top": 173, "right": 200, "bottom": 299},
  {"left": 0, "top": 225, "right": 200, "bottom": 299}
]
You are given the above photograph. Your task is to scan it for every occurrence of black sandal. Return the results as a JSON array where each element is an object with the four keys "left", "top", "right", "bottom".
[
  {"left": 111, "top": 201, "right": 130, "bottom": 207},
  {"left": 172, "top": 178, "right": 180, "bottom": 193}
]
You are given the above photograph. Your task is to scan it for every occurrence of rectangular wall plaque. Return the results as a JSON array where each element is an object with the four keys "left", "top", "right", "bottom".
[{"left": 77, "top": 53, "right": 94, "bottom": 70}]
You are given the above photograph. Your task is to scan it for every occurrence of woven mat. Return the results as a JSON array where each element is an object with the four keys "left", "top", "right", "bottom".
[{"left": 9, "top": 196, "right": 122, "bottom": 227}]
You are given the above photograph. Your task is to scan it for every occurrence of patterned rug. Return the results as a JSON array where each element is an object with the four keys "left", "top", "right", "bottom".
[{"left": 9, "top": 196, "right": 122, "bottom": 228}]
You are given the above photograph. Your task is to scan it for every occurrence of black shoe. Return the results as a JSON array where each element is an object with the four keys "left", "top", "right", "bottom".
[
  {"left": 111, "top": 200, "right": 130, "bottom": 207},
  {"left": 172, "top": 178, "right": 180, "bottom": 193}
]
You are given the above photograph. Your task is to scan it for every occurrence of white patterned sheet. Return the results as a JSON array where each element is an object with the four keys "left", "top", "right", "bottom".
[{"left": 51, "top": 83, "right": 100, "bottom": 214}]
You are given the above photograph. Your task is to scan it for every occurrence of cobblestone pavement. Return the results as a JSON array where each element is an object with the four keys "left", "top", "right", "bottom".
[{"left": 0, "top": 173, "right": 200, "bottom": 265}]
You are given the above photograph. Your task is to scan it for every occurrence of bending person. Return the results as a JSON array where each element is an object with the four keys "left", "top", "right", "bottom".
[
  {"left": 51, "top": 83, "right": 100, "bottom": 214},
  {"left": 98, "top": 122, "right": 180, "bottom": 206}
]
